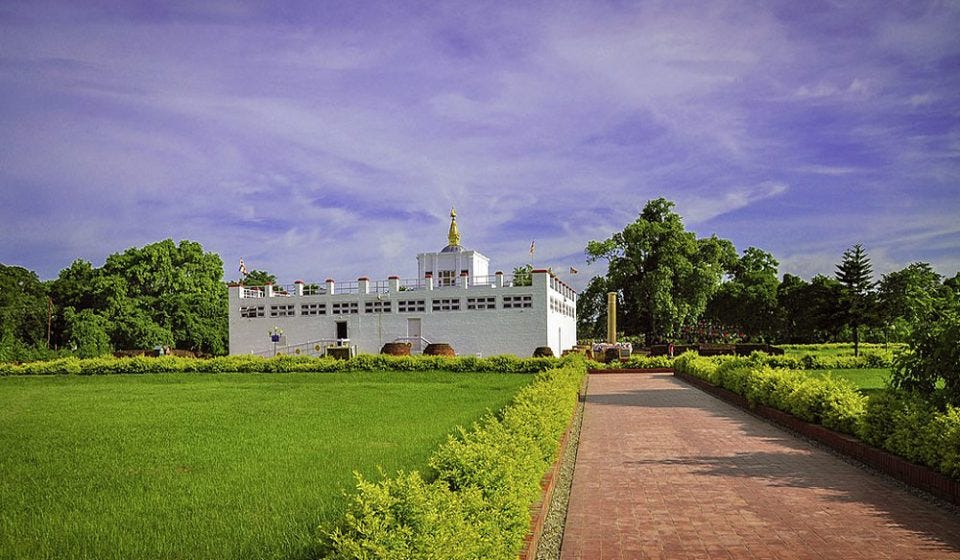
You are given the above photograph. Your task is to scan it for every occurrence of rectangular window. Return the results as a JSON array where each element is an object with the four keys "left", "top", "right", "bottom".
[
  {"left": 300, "top": 303, "right": 326, "bottom": 316},
  {"left": 503, "top": 295, "right": 533, "bottom": 309},
  {"left": 398, "top": 299, "right": 426, "bottom": 313},
  {"left": 240, "top": 306, "right": 264, "bottom": 318},
  {"left": 269, "top": 304, "right": 295, "bottom": 317},
  {"left": 332, "top": 302, "right": 359, "bottom": 315},
  {"left": 438, "top": 270, "right": 456, "bottom": 287},
  {"left": 466, "top": 296, "right": 496, "bottom": 310},
  {"left": 431, "top": 298, "right": 461, "bottom": 312},
  {"left": 331, "top": 302, "right": 359, "bottom": 315},
  {"left": 365, "top": 300, "right": 392, "bottom": 313}
]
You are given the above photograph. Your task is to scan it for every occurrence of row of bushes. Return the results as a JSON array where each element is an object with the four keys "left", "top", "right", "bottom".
[
  {"left": 592, "top": 351, "right": 892, "bottom": 371},
  {"left": 325, "top": 362, "right": 586, "bottom": 559},
  {"left": 759, "top": 351, "right": 893, "bottom": 370},
  {"left": 674, "top": 353, "right": 960, "bottom": 480},
  {"left": 0, "top": 353, "right": 564, "bottom": 376}
]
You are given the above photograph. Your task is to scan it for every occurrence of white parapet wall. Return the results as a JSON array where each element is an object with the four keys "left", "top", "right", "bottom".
[{"left": 228, "top": 269, "right": 577, "bottom": 358}]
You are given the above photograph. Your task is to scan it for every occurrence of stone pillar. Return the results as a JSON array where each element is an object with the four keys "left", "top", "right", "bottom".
[
  {"left": 358, "top": 277, "right": 370, "bottom": 294},
  {"left": 494, "top": 271, "right": 504, "bottom": 288},
  {"left": 294, "top": 280, "right": 304, "bottom": 296},
  {"left": 607, "top": 291, "right": 617, "bottom": 344},
  {"left": 425, "top": 272, "right": 434, "bottom": 290},
  {"left": 325, "top": 278, "right": 336, "bottom": 295},
  {"left": 460, "top": 270, "right": 469, "bottom": 289},
  {"left": 388, "top": 276, "right": 400, "bottom": 292}
]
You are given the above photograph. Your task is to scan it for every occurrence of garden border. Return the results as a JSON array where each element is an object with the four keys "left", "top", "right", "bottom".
[
  {"left": 674, "top": 370, "right": 960, "bottom": 507},
  {"left": 520, "top": 373, "right": 589, "bottom": 560}
]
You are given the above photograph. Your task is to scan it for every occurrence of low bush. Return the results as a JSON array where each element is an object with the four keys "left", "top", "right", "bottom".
[
  {"left": 609, "top": 355, "right": 675, "bottom": 369},
  {"left": 0, "top": 353, "right": 566, "bottom": 376},
  {"left": 673, "top": 352, "right": 867, "bottom": 436},
  {"left": 325, "top": 363, "right": 585, "bottom": 559}
]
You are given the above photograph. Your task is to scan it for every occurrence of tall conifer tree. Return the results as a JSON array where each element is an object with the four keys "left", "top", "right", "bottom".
[{"left": 835, "top": 243, "right": 875, "bottom": 356}]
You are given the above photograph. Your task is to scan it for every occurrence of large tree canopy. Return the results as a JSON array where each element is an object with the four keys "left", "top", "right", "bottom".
[
  {"left": 0, "top": 264, "right": 50, "bottom": 360},
  {"left": 705, "top": 247, "right": 781, "bottom": 340},
  {"left": 49, "top": 239, "right": 228, "bottom": 355},
  {"left": 586, "top": 198, "right": 736, "bottom": 342}
]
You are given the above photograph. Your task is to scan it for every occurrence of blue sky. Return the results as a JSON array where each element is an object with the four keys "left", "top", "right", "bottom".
[{"left": 2, "top": 1, "right": 958, "bottom": 290}]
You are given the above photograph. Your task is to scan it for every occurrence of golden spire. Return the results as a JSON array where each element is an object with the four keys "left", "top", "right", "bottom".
[{"left": 447, "top": 207, "right": 461, "bottom": 246}]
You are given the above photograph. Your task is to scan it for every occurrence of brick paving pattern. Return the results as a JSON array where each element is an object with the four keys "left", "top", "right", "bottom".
[{"left": 560, "top": 372, "right": 960, "bottom": 559}]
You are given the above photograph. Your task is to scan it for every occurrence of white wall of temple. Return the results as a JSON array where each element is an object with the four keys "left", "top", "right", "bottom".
[
  {"left": 228, "top": 270, "right": 577, "bottom": 357},
  {"left": 416, "top": 250, "right": 490, "bottom": 284}
]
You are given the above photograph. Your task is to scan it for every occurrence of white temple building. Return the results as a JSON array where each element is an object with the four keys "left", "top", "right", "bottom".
[{"left": 227, "top": 209, "right": 577, "bottom": 357}]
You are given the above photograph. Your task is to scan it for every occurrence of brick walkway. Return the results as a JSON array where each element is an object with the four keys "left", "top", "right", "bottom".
[{"left": 560, "top": 372, "right": 960, "bottom": 560}]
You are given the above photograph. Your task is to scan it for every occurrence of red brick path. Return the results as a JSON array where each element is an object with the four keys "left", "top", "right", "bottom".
[{"left": 560, "top": 372, "right": 960, "bottom": 559}]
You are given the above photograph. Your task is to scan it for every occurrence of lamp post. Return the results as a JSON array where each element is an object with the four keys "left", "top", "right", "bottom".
[{"left": 269, "top": 326, "right": 283, "bottom": 356}]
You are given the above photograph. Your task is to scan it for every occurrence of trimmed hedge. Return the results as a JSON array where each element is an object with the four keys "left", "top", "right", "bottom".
[
  {"left": 325, "top": 362, "right": 586, "bottom": 559},
  {"left": 674, "top": 352, "right": 960, "bottom": 480},
  {"left": 592, "top": 349, "right": 892, "bottom": 371},
  {"left": 760, "top": 351, "right": 894, "bottom": 370},
  {"left": 0, "top": 354, "right": 563, "bottom": 376},
  {"left": 605, "top": 355, "right": 675, "bottom": 369}
]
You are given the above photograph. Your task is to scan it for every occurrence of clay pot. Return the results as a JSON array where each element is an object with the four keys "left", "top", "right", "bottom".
[
  {"left": 533, "top": 346, "right": 555, "bottom": 358},
  {"left": 423, "top": 343, "right": 456, "bottom": 357},
  {"left": 381, "top": 342, "right": 412, "bottom": 356}
]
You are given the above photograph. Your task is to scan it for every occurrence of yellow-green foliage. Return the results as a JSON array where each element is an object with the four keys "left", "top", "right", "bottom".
[
  {"left": 673, "top": 352, "right": 867, "bottom": 435},
  {"left": 609, "top": 355, "right": 675, "bottom": 369},
  {"left": 326, "top": 363, "right": 586, "bottom": 559},
  {"left": 0, "top": 354, "right": 566, "bottom": 376},
  {"left": 861, "top": 391, "right": 960, "bottom": 478}
]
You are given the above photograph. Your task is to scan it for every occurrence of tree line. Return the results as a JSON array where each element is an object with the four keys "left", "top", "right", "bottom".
[
  {"left": 0, "top": 240, "right": 228, "bottom": 361},
  {"left": 577, "top": 198, "right": 960, "bottom": 355},
  {"left": 2, "top": 200, "right": 958, "bottom": 365}
]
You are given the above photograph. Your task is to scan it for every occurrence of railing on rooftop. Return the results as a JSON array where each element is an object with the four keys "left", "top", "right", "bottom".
[{"left": 236, "top": 271, "right": 575, "bottom": 298}]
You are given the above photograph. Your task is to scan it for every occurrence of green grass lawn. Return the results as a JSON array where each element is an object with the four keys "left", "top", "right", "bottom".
[
  {"left": 0, "top": 371, "right": 533, "bottom": 560},
  {"left": 780, "top": 342, "right": 903, "bottom": 357},
  {"left": 807, "top": 368, "right": 890, "bottom": 395}
]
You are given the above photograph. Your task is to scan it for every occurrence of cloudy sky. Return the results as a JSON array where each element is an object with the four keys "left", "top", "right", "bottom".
[{"left": 2, "top": 1, "right": 958, "bottom": 289}]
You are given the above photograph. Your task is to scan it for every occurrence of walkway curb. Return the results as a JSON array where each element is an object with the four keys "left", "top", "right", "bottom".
[
  {"left": 674, "top": 370, "right": 960, "bottom": 507},
  {"left": 520, "top": 373, "right": 589, "bottom": 560}
]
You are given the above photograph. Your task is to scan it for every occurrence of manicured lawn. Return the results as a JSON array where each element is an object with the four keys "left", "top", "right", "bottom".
[
  {"left": 809, "top": 368, "right": 890, "bottom": 393},
  {"left": 0, "top": 371, "right": 533, "bottom": 560},
  {"left": 780, "top": 342, "right": 903, "bottom": 357}
]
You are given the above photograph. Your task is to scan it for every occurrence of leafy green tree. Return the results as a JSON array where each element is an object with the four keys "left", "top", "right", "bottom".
[
  {"left": 100, "top": 239, "right": 227, "bottom": 354},
  {"left": 777, "top": 274, "right": 844, "bottom": 343},
  {"left": 835, "top": 244, "right": 877, "bottom": 356},
  {"left": 706, "top": 247, "right": 780, "bottom": 340},
  {"left": 576, "top": 276, "right": 613, "bottom": 340},
  {"left": 63, "top": 307, "right": 112, "bottom": 358},
  {"left": 876, "top": 262, "right": 944, "bottom": 341},
  {"left": 889, "top": 286, "right": 960, "bottom": 406},
  {"left": 0, "top": 264, "right": 50, "bottom": 359},
  {"left": 47, "top": 239, "right": 229, "bottom": 355},
  {"left": 586, "top": 198, "right": 737, "bottom": 342},
  {"left": 511, "top": 265, "right": 532, "bottom": 287},
  {"left": 243, "top": 270, "right": 277, "bottom": 286}
]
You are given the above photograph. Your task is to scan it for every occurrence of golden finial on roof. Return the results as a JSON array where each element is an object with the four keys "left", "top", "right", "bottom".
[{"left": 448, "top": 207, "right": 461, "bottom": 246}]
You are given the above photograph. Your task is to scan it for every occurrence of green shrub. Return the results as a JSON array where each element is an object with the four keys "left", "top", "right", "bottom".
[
  {"left": 0, "top": 353, "right": 563, "bottom": 376},
  {"left": 326, "top": 364, "right": 585, "bottom": 559},
  {"left": 939, "top": 407, "right": 960, "bottom": 479}
]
